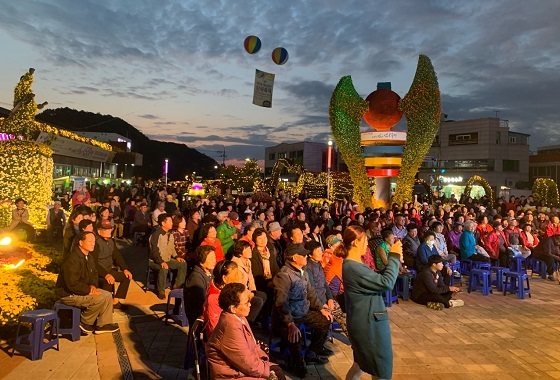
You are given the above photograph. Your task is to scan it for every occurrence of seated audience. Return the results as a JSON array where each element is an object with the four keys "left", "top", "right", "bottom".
[
  {"left": 8, "top": 198, "right": 35, "bottom": 243},
  {"left": 55, "top": 232, "right": 119, "bottom": 334},
  {"left": 206, "top": 283, "right": 286, "bottom": 380},
  {"left": 460, "top": 220, "right": 490, "bottom": 263},
  {"left": 411, "top": 255, "right": 463, "bottom": 310},
  {"left": 184, "top": 245, "right": 217, "bottom": 326}
]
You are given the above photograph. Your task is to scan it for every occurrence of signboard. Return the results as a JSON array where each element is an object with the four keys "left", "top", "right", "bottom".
[
  {"left": 361, "top": 131, "right": 407, "bottom": 144},
  {"left": 36, "top": 132, "right": 114, "bottom": 162},
  {"left": 73, "top": 177, "right": 86, "bottom": 191},
  {"left": 252, "top": 69, "right": 275, "bottom": 108}
]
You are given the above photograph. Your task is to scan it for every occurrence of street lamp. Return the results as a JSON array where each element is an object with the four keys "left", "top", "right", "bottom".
[
  {"left": 164, "top": 159, "right": 169, "bottom": 186},
  {"left": 327, "top": 140, "right": 333, "bottom": 199}
]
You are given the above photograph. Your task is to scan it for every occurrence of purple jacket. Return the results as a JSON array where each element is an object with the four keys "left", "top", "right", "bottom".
[{"left": 206, "top": 312, "right": 271, "bottom": 379}]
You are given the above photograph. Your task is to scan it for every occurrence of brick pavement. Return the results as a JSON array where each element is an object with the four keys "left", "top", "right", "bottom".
[{"left": 2, "top": 239, "right": 560, "bottom": 379}]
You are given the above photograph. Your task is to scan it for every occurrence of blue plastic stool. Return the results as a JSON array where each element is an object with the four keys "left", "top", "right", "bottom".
[
  {"left": 396, "top": 273, "right": 414, "bottom": 301},
  {"left": 490, "top": 267, "right": 510, "bottom": 292},
  {"left": 54, "top": 301, "right": 82, "bottom": 342},
  {"left": 468, "top": 269, "right": 492, "bottom": 296},
  {"left": 165, "top": 289, "right": 188, "bottom": 327},
  {"left": 460, "top": 259, "right": 473, "bottom": 276},
  {"left": 509, "top": 256, "right": 527, "bottom": 274},
  {"left": 472, "top": 262, "right": 491, "bottom": 271},
  {"left": 145, "top": 262, "right": 174, "bottom": 292},
  {"left": 12, "top": 309, "right": 59, "bottom": 360},
  {"left": 503, "top": 272, "right": 531, "bottom": 299},
  {"left": 530, "top": 258, "right": 548, "bottom": 279},
  {"left": 383, "top": 287, "right": 399, "bottom": 307}
]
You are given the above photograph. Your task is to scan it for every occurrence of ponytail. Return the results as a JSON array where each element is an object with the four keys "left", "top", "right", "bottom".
[{"left": 333, "top": 244, "right": 348, "bottom": 259}]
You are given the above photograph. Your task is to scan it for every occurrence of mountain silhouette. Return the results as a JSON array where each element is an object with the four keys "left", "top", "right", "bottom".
[{"left": 37, "top": 108, "right": 218, "bottom": 180}]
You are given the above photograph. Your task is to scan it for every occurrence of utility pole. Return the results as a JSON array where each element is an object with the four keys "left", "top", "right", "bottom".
[{"left": 216, "top": 146, "right": 227, "bottom": 166}]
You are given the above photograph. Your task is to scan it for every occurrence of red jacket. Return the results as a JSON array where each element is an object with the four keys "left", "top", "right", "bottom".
[
  {"left": 203, "top": 281, "right": 221, "bottom": 336},
  {"left": 520, "top": 231, "right": 539, "bottom": 249},
  {"left": 484, "top": 230, "right": 508, "bottom": 259},
  {"left": 546, "top": 223, "right": 560, "bottom": 237}
]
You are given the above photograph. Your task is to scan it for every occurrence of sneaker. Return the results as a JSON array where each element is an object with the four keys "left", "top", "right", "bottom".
[
  {"left": 426, "top": 302, "right": 444, "bottom": 311},
  {"left": 318, "top": 346, "right": 335, "bottom": 356},
  {"left": 547, "top": 275, "right": 556, "bottom": 281},
  {"left": 95, "top": 323, "right": 120, "bottom": 334},
  {"left": 453, "top": 270, "right": 461, "bottom": 278},
  {"left": 449, "top": 299, "right": 464, "bottom": 308},
  {"left": 80, "top": 323, "right": 95, "bottom": 334}
]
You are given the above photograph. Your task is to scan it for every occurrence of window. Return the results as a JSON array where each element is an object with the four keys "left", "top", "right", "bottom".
[
  {"left": 509, "top": 136, "right": 517, "bottom": 144},
  {"left": 289, "top": 151, "right": 297, "bottom": 159},
  {"left": 496, "top": 132, "right": 501, "bottom": 144},
  {"left": 268, "top": 153, "right": 275, "bottom": 160},
  {"left": 296, "top": 150, "right": 304, "bottom": 158},
  {"left": 449, "top": 132, "right": 478, "bottom": 146},
  {"left": 503, "top": 160, "right": 519, "bottom": 172},
  {"left": 278, "top": 152, "right": 286, "bottom": 159}
]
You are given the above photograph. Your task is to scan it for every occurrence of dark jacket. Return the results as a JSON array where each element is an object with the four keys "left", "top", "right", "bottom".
[
  {"left": 411, "top": 268, "right": 449, "bottom": 301},
  {"left": 272, "top": 262, "right": 323, "bottom": 326},
  {"left": 62, "top": 226, "right": 77, "bottom": 261},
  {"left": 91, "top": 235, "right": 129, "bottom": 277},
  {"left": 184, "top": 264, "right": 212, "bottom": 325},
  {"left": 305, "top": 259, "right": 333, "bottom": 305},
  {"left": 55, "top": 246, "right": 99, "bottom": 298},
  {"left": 415, "top": 242, "right": 439, "bottom": 271},
  {"left": 250, "top": 247, "right": 280, "bottom": 293}
]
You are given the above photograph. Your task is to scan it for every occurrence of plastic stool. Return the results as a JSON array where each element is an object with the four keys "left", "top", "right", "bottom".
[
  {"left": 396, "top": 274, "right": 413, "bottom": 301},
  {"left": 460, "top": 259, "right": 473, "bottom": 276},
  {"left": 54, "top": 301, "right": 82, "bottom": 342},
  {"left": 472, "top": 262, "right": 491, "bottom": 271},
  {"left": 145, "top": 262, "right": 174, "bottom": 292},
  {"left": 165, "top": 289, "right": 188, "bottom": 327},
  {"left": 509, "top": 256, "right": 527, "bottom": 274},
  {"left": 503, "top": 272, "right": 531, "bottom": 299},
  {"left": 383, "top": 288, "right": 399, "bottom": 307},
  {"left": 12, "top": 309, "right": 59, "bottom": 360},
  {"left": 530, "top": 258, "right": 548, "bottom": 279},
  {"left": 468, "top": 269, "right": 492, "bottom": 296},
  {"left": 490, "top": 267, "right": 510, "bottom": 292}
]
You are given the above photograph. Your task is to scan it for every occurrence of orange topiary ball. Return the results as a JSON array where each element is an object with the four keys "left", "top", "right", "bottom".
[{"left": 363, "top": 89, "right": 403, "bottom": 131}]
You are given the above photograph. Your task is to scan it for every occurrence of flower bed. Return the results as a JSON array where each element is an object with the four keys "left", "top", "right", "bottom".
[{"left": 0, "top": 242, "right": 61, "bottom": 332}]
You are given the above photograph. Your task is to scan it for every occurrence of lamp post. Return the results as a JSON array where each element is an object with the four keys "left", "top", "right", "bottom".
[
  {"left": 327, "top": 140, "right": 333, "bottom": 199},
  {"left": 164, "top": 159, "right": 169, "bottom": 186}
]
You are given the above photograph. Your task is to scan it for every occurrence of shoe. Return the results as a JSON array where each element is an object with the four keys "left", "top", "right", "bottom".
[
  {"left": 157, "top": 293, "right": 166, "bottom": 300},
  {"left": 426, "top": 302, "right": 444, "bottom": 311},
  {"left": 448, "top": 299, "right": 464, "bottom": 308},
  {"left": 305, "top": 352, "right": 329, "bottom": 364},
  {"left": 453, "top": 270, "right": 461, "bottom": 278},
  {"left": 547, "top": 275, "right": 556, "bottom": 281},
  {"left": 80, "top": 323, "right": 95, "bottom": 334},
  {"left": 95, "top": 323, "right": 120, "bottom": 334},
  {"left": 318, "top": 346, "right": 334, "bottom": 356},
  {"left": 288, "top": 365, "right": 308, "bottom": 378}
]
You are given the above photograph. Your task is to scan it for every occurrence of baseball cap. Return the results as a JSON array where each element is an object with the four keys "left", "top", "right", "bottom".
[
  {"left": 284, "top": 243, "right": 310, "bottom": 259},
  {"left": 228, "top": 212, "right": 239, "bottom": 221},
  {"left": 96, "top": 219, "right": 113, "bottom": 230},
  {"left": 453, "top": 221, "right": 463, "bottom": 227},
  {"left": 326, "top": 235, "right": 342, "bottom": 246},
  {"left": 267, "top": 221, "right": 281, "bottom": 233}
]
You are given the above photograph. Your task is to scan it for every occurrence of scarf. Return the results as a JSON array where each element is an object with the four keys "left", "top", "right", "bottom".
[{"left": 259, "top": 247, "right": 272, "bottom": 279}]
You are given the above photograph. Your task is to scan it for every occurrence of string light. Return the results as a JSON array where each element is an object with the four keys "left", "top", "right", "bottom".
[
  {"left": 393, "top": 55, "right": 441, "bottom": 205},
  {"left": 463, "top": 175, "right": 494, "bottom": 204},
  {"left": 329, "top": 76, "right": 371, "bottom": 210},
  {"left": 532, "top": 178, "right": 559, "bottom": 207}
]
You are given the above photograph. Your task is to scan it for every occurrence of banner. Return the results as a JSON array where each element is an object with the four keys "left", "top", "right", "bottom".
[
  {"left": 36, "top": 132, "right": 115, "bottom": 162},
  {"left": 73, "top": 177, "right": 86, "bottom": 191},
  {"left": 253, "top": 69, "right": 275, "bottom": 108}
]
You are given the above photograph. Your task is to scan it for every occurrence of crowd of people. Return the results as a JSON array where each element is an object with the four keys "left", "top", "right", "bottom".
[{"left": 3, "top": 182, "right": 560, "bottom": 379}]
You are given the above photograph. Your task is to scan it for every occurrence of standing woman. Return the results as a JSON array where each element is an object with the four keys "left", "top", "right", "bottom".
[{"left": 341, "top": 225, "right": 402, "bottom": 380}]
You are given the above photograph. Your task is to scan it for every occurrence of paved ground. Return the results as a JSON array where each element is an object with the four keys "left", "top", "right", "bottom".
[{"left": 2, "top": 240, "right": 560, "bottom": 379}]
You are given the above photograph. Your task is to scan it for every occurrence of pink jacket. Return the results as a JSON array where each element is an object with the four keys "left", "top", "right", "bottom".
[{"left": 206, "top": 312, "right": 271, "bottom": 379}]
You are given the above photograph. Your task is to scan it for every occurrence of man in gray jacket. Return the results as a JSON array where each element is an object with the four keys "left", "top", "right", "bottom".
[
  {"left": 272, "top": 244, "right": 333, "bottom": 378},
  {"left": 149, "top": 213, "right": 187, "bottom": 299}
]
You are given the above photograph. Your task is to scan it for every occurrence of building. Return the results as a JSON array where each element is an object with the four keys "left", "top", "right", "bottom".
[
  {"left": 264, "top": 141, "right": 345, "bottom": 179},
  {"left": 529, "top": 145, "right": 560, "bottom": 184},
  {"left": 418, "top": 117, "right": 530, "bottom": 199},
  {"left": 77, "top": 132, "right": 143, "bottom": 179}
]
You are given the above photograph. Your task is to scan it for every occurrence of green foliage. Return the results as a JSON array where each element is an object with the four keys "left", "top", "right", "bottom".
[
  {"left": 532, "top": 178, "right": 559, "bottom": 207},
  {"left": 219, "top": 159, "right": 263, "bottom": 192},
  {"left": 329, "top": 76, "right": 371, "bottom": 210},
  {"left": 394, "top": 55, "right": 441, "bottom": 205}
]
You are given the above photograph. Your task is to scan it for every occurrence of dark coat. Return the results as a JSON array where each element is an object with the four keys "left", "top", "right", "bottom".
[
  {"left": 55, "top": 246, "right": 99, "bottom": 298},
  {"left": 411, "top": 268, "right": 449, "bottom": 301},
  {"left": 184, "top": 264, "right": 212, "bottom": 325},
  {"left": 91, "top": 236, "right": 129, "bottom": 277},
  {"left": 343, "top": 255, "right": 399, "bottom": 379},
  {"left": 250, "top": 247, "right": 280, "bottom": 293}
]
